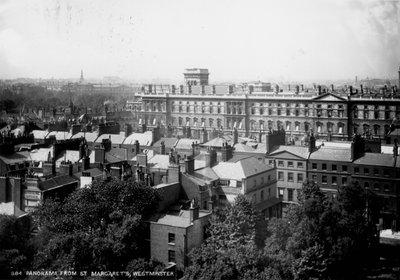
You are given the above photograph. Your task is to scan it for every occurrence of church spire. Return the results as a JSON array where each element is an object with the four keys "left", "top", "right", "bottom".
[{"left": 80, "top": 69, "right": 84, "bottom": 83}]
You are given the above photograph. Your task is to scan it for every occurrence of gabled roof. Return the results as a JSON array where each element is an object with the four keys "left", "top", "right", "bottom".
[
  {"left": 193, "top": 166, "right": 219, "bottom": 181},
  {"left": 312, "top": 92, "right": 347, "bottom": 102},
  {"left": 96, "top": 133, "right": 126, "bottom": 145},
  {"left": 123, "top": 131, "right": 153, "bottom": 146},
  {"left": 0, "top": 202, "right": 26, "bottom": 218},
  {"left": 74, "top": 167, "right": 103, "bottom": 178},
  {"left": 269, "top": 145, "right": 310, "bottom": 160}
]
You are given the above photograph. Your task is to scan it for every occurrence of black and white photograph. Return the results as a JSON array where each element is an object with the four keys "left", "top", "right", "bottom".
[{"left": 0, "top": 0, "right": 400, "bottom": 279}]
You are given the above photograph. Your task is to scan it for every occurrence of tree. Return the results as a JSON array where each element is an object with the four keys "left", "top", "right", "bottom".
[
  {"left": 265, "top": 181, "right": 381, "bottom": 280},
  {"left": 0, "top": 215, "right": 33, "bottom": 278},
  {"left": 31, "top": 178, "right": 160, "bottom": 272},
  {"left": 184, "top": 195, "right": 282, "bottom": 280}
]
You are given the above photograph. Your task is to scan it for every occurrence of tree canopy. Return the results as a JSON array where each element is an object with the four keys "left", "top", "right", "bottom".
[
  {"left": 184, "top": 182, "right": 381, "bottom": 280},
  {"left": 31, "top": 178, "right": 161, "bottom": 272}
]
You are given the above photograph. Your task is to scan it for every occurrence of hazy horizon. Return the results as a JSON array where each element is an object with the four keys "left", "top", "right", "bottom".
[{"left": 0, "top": 0, "right": 399, "bottom": 83}]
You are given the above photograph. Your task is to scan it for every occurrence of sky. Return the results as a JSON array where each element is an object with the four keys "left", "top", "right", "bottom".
[{"left": 0, "top": 0, "right": 399, "bottom": 83}]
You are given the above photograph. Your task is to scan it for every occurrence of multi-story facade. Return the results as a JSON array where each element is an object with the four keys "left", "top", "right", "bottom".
[{"left": 132, "top": 69, "right": 400, "bottom": 142}]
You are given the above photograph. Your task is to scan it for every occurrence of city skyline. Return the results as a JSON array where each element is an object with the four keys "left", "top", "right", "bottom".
[{"left": 0, "top": 0, "right": 399, "bottom": 83}]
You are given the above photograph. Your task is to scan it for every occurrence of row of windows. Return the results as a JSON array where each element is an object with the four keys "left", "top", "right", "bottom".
[
  {"left": 312, "top": 174, "right": 347, "bottom": 185},
  {"left": 278, "top": 172, "right": 304, "bottom": 182},
  {"left": 271, "top": 160, "right": 304, "bottom": 169},
  {"left": 278, "top": 188, "right": 296, "bottom": 201},
  {"left": 252, "top": 187, "right": 272, "bottom": 204},
  {"left": 311, "top": 163, "right": 391, "bottom": 176}
]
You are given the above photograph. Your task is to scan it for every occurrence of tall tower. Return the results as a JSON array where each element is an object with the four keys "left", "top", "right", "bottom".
[
  {"left": 184, "top": 68, "right": 209, "bottom": 86},
  {"left": 80, "top": 69, "right": 84, "bottom": 83}
]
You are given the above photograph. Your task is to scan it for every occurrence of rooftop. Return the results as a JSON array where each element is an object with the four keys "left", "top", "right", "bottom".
[
  {"left": 309, "top": 146, "right": 352, "bottom": 162},
  {"left": 150, "top": 210, "right": 211, "bottom": 228}
]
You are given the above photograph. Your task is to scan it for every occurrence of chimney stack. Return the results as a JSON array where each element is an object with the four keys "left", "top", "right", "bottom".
[
  {"left": 309, "top": 133, "right": 316, "bottom": 153},
  {"left": 349, "top": 85, "right": 353, "bottom": 95},
  {"left": 360, "top": 84, "right": 364, "bottom": 95},
  {"left": 185, "top": 156, "right": 195, "bottom": 174},
  {"left": 233, "top": 128, "right": 238, "bottom": 145},
  {"left": 134, "top": 140, "right": 140, "bottom": 155},
  {"left": 82, "top": 155, "right": 90, "bottom": 170},
  {"left": 331, "top": 84, "right": 334, "bottom": 92},
  {"left": 394, "top": 139, "right": 399, "bottom": 158},
  {"left": 189, "top": 199, "right": 199, "bottom": 223},
  {"left": 160, "top": 141, "right": 166, "bottom": 155},
  {"left": 43, "top": 160, "right": 56, "bottom": 177},
  {"left": 124, "top": 123, "right": 132, "bottom": 138},
  {"left": 318, "top": 85, "right": 322, "bottom": 95},
  {"left": 295, "top": 85, "right": 299, "bottom": 94},
  {"left": 200, "top": 128, "right": 208, "bottom": 144},
  {"left": 221, "top": 142, "right": 233, "bottom": 162},
  {"left": 205, "top": 147, "right": 217, "bottom": 167}
]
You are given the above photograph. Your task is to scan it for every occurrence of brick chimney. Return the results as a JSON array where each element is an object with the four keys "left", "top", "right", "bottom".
[
  {"left": 60, "top": 162, "right": 73, "bottom": 176},
  {"left": 167, "top": 164, "right": 180, "bottom": 183},
  {"left": 134, "top": 140, "right": 140, "bottom": 155},
  {"left": 221, "top": 142, "right": 233, "bottom": 162},
  {"left": 124, "top": 123, "right": 132, "bottom": 138},
  {"left": 233, "top": 128, "right": 238, "bottom": 145},
  {"left": 189, "top": 199, "right": 199, "bottom": 223},
  {"left": 82, "top": 155, "right": 90, "bottom": 170},
  {"left": 160, "top": 141, "right": 166, "bottom": 155},
  {"left": 94, "top": 146, "right": 105, "bottom": 164},
  {"left": 205, "top": 147, "right": 217, "bottom": 167},
  {"left": 309, "top": 133, "right": 316, "bottom": 153},
  {"left": 185, "top": 156, "right": 195, "bottom": 174},
  {"left": 43, "top": 160, "right": 56, "bottom": 177},
  {"left": 110, "top": 166, "right": 122, "bottom": 180}
]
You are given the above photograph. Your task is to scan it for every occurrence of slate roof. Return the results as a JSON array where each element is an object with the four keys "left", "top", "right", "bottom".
[
  {"left": 46, "top": 131, "right": 72, "bottom": 141},
  {"left": 74, "top": 167, "right": 103, "bottom": 178},
  {"left": 202, "top": 137, "right": 231, "bottom": 148},
  {"left": 234, "top": 143, "right": 256, "bottom": 152},
  {"left": 148, "top": 154, "right": 170, "bottom": 170},
  {"left": 123, "top": 131, "right": 153, "bottom": 146},
  {"left": 0, "top": 151, "right": 30, "bottom": 164},
  {"left": 153, "top": 137, "right": 178, "bottom": 149},
  {"left": 193, "top": 167, "right": 219, "bottom": 181},
  {"left": 353, "top": 153, "right": 399, "bottom": 168},
  {"left": 55, "top": 150, "right": 80, "bottom": 166},
  {"left": 175, "top": 138, "right": 198, "bottom": 150},
  {"left": 0, "top": 202, "right": 26, "bottom": 217},
  {"left": 149, "top": 210, "right": 211, "bottom": 228},
  {"left": 269, "top": 145, "right": 310, "bottom": 159},
  {"left": 71, "top": 132, "right": 99, "bottom": 143},
  {"left": 96, "top": 133, "right": 126, "bottom": 145},
  {"left": 309, "top": 147, "right": 352, "bottom": 162},
  {"left": 29, "top": 148, "right": 53, "bottom": 162},
  {"left": 105, "top": 148, "right": 129, "bottom": 163},
  {"left": 40, "top": 175, "right": 79, "bottom": 191},
  {"left": 212, "top": 157, "right": 272, "bottom": 181},
  {"left": 32, "top": 130, "right": 49, "bottom": 140}
]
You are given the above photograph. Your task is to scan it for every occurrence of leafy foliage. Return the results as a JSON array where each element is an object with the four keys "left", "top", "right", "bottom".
[{"left": 31, "top": 178, "right": 160, "bottom": 272}]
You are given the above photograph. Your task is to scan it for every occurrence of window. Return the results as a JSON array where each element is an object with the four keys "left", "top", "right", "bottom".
[
  {"left": 278, "top": 161, "right": 284, "bottom": 167},
  {"left": 312, "top": 175, "right": 317, "bottom": 183},
  {"left": 268, "top": 175, "right": 271, "bottom": 181},
  {"left": 278, "top": 172, "right": 284, "bottom": 181},
  {"left": 288, "top": 161, "right": 294, "bottom": 167},
  {"left": 342, "top": 165, "right": 348, "bottom": 172},
  {"left": 288, "top": 189, "right": 294, "bottom": 201},
  {"left": 373, "top": 168, "right": 379, "bottom": 176},
  {"left": 168, "top": 233, "right": 175, "bottom": 244},
  {"left": 312, "top": 163, "right": 317, "bottom": 170},
  {"left": 332, "top": 176, "right": 337, "bottom": 185},
  {"left": 364, "top": 168, "right": 369, "bottom": 175},
  {"left": 288, "top": 172, "right": 294, "bottom": 182},
  {"left": 384, "top": 169, "right": 389, "bottom": 176},
  {"left": 374, "top": 183, "right": 380, "bottom": 191},
  {"left": 354, "top": 167, "right": 359, "bottom": 174},
  {"left": 322, "top": 164, "right": 327, "bottom": 170},
  {"left": 332, "top": 164, "right": 337, "bottom": 171},
  {"left": 261, "top": 190, "right": 264, "bottom": 201},
  {"left": 269, "top": 160, "right": 274, "bottom": 165},
  {"left": 322, "top": 176, "right": 327, "bottom": 184},
  {"left": 297, "top": 162, "right": 303, "bottom": 168},
  {"left": 278, "top": 188, "right": 284, "bottom": 198},
  {"left": 342, "top": 177, "right": 347, "bottom": 185},
  {"left": 168, "top": 250, "right": 176, "bottom": 263},
  {"left": 384, "top": 184, "right": 390, "bottom": 192},
  {"left": 297, "top": 173, "right": 304, "bottom": 182}
]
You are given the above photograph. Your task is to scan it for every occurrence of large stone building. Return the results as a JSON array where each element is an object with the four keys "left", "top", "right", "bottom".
[{"left": 131, "top": 69, "right": 400, "bottom": 143}]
